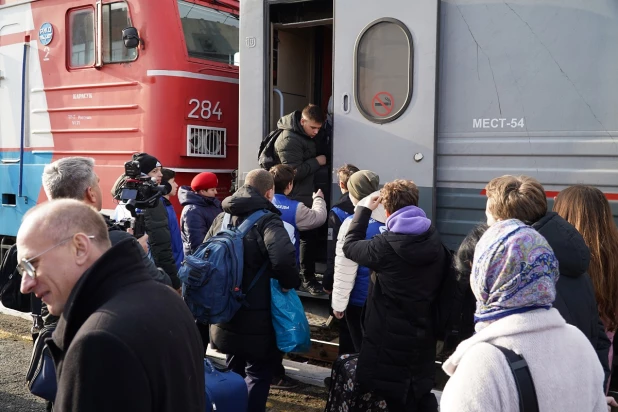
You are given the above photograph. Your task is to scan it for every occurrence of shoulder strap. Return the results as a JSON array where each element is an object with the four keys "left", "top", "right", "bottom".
[
  {"left": 245, "top": 261, "right": 269, "bottom": 294},
  {"left": 234, "top": 209, "right": 272, "bottom": 294},
  {"left": 236, "top": 210, "right": 270, "bottom": 238},
  {"left": 221, "top": 213, "right": 231, "bottom": 230},
  {"left": 492, "top": 344, "right": 539, "bottom": 412}
]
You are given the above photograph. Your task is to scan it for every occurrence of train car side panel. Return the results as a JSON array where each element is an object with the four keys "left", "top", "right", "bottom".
[{"left": 436, "top": 0, "right": 618, "bottom": 248}]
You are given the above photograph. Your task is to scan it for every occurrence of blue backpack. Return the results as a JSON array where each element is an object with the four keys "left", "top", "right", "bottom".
[{"left": 179, "top": 210, "right": 271, "bottom": 325}]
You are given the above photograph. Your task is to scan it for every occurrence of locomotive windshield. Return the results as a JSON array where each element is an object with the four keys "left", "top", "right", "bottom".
[{"left": 177, "top": 1, "right": 239, "bottom": 65}]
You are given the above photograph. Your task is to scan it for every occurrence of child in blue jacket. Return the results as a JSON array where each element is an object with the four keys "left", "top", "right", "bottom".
[{"left": 179, "top": 172, "right": 223, "bottom": 256}]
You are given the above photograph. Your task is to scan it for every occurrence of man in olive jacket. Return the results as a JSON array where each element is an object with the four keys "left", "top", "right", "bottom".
[
  {"left": 274, "top": 104, "right": 327, "bottom": 295},
  {"left": 18, "top": 200, "right": 205, "bottom": 412}
]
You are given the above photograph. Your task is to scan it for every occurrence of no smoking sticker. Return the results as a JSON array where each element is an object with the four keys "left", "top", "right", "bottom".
[{"left": 372, "top": 92, "right": 394, "bottom": 117}]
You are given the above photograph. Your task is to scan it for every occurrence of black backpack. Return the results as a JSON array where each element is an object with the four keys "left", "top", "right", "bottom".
[
  {"left": 0, "top": 244, "right": 32, "bottom": 312},
  {"left": 434, "top": 245, "right": 474, "bottom": 345},
  {"left": 258, "top": 129, "right": 283, "bottom": 170}
]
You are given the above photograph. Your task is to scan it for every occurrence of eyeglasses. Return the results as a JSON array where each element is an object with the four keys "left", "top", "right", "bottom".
[{"left": 17, "top": 235, "right": 95, "bottom": 280}]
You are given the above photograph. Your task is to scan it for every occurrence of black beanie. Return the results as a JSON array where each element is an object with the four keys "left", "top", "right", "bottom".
[{"left": 133, "top": 153, "right": 161, "bottom": 174}]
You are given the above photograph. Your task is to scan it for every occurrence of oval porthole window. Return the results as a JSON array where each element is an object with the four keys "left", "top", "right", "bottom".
[{"left": 355, "top": 18, "right": 413, "bottom": 124}]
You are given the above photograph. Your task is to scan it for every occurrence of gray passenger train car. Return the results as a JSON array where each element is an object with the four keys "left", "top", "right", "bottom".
[{"left": 238, "top": 0, "right": 618, "bottom": 249}]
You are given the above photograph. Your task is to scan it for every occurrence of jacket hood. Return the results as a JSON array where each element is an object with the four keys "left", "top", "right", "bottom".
[
  {"left": 443, "top": 308, "right": 564, "bottom": 376},
  {"left": 178, "top": 185, "right": 221, "bottom": 208},
  {"left": 277, "top": 111, "right": 310, "bottom": 138},
  {"left": 355, "top": 191, "right": 387, "bottom": 223},
  {"left": 532, "top": 212, "right": 590, "bottom": 279},
  {"left": 386, "top": 205, "right": 431, "bottom": 235},
  {"left": 383, "top": 225, "right": 442, "bottom": 266},
  {"left": 222, "top": 185, "right": 280, "bottom": 216}
]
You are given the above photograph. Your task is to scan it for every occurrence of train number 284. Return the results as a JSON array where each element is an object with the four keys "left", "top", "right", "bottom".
[{"left": 188, "top": 99, "right": 223, "bottom": 121}]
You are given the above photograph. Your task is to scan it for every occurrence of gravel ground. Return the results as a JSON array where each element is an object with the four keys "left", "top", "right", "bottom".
[
  {"left": 268, "top": 385, "right": 329, "bottom": 411},
  {"left": 0, "top": 314, "right": 47, "bottom": 411},
  {"left": 0, "top": 313, "right": 327, "bottom": 411}
]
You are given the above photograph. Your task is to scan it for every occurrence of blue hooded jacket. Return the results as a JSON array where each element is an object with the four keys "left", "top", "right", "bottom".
[
  {"left": 179, "top": 185, "right": 223, "bottom": 255},
  {"left": 162, "top": 197, "right": 184, "bottom": 270}
]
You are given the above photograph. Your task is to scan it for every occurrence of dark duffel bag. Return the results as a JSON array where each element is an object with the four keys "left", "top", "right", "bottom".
[
  {"left": 204, "top": 358, "right": 247, "bottom": 412},
  {"left": 26, "top": 326, "right": 57, "bottom": 402},
  {"left": 324, "top": 354, "right": 389, "bottom": 412}
]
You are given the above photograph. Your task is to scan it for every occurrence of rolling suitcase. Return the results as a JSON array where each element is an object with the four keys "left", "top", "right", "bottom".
[
  {"left": 324, "top": 354, "right": 389, "bottom": 411},
  {"left": 204, "top": 358, "right": 248, "bottom": 412}
]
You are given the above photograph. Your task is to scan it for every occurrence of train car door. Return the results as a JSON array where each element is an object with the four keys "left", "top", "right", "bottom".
[
  {"left": 332, "top": 0, "right": 439, "bottom": 216},
  {"left": 238, "top": 0, "right": 332, "bottom": 184}
]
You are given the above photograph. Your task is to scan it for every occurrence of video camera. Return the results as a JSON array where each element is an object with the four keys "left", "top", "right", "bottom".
[{"left": 114, "top": 160, "right": 168, "bottom": 238}]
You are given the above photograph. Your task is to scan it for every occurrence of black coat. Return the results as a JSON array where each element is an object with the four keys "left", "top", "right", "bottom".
[
  {"left": 42, "top": 217, "right": 172, "bottom": 327},
  {"left": 208, "top": 185, "right": 300, "bottom": 360},
  {"left": 343, "top": 207, "right": 447, "bottom": 404},
  {"left": 323, "top": 192, "right": 355, "bottom": 291},
  {"left": 533, "top": 212, "right": 611, "bottom": 387},
  {"left": 144, "top": 198, "right": 180, "bottom": 289},
  {"left": 104, "top": 215, "right": 172, "bottom": 287},
  {"left": 48, "top": 238, "right": 205, "bottom": 412}
]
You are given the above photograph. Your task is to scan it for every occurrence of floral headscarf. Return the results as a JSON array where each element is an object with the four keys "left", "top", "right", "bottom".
[{"left": 471, "top": 219, "right": 559, "bottom": 323}]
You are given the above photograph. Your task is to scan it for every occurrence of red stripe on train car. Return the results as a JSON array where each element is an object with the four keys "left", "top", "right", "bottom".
[
  {"left": 0, "top": 32, "right": 32, "bottom": 47},
  {"left": 479, "top": 189, "right": 618, "bottom": 201}
]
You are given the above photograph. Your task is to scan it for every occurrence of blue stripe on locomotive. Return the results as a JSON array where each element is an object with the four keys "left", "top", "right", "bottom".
[{"left": 0, "top": 151, "right": 53, "bottom": 237}]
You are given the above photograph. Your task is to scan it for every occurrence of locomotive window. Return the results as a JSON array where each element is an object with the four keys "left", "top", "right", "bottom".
[
  {"left": 354, "top": 19, "right": 413, "bottom": 123},
  {"left": 102, "top": 2, "right": 137, "bottom": 63},
  {"left": 69, "top": 8, "right": 95, "bottom": 67},
  {"left": 177, "top": 0, "right": 239, "bottom": 65}
]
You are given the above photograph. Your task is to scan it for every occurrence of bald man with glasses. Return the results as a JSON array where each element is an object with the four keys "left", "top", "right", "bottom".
[{"left": 18, "top": 199, "right": 205, "bottom": 412}]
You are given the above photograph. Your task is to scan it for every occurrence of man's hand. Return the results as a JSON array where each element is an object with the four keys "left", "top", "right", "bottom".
[
  {"left": 313, "top": 189, "right": 324, "bottom": 199},
  {"left": 333, "top": 310, "right": 344, "bottom": 319},
  {"left": 137, "top": 234, "right": 149, "bottom": 253},
  {"left": 323, "top": 289, "right": 332, "bottom": 295},
  {"left": 367, "top": 193, "right": 382, "bottom": 211},
  {"left": 316, "top": 155, "right": 327, "bottom": 166},
  {"left": 175, "top": 287, "right": 182, "bottom": 296},
  {"left": 282, "top": 288, "right": 290, "bottom": 293},
  {"left": 607, "top": 396, "right": 618, "bottom": 412}
]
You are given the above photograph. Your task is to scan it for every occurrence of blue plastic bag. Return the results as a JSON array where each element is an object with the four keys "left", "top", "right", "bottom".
[{"left": 271, "top": 279, "right": 311, "bottom": 353}]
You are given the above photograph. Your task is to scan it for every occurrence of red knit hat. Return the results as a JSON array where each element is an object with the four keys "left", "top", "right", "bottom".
[{"left": 191, "top": 172, "right": 218, "bottom": 192}]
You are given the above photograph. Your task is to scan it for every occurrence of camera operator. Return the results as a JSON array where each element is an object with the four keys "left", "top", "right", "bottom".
[
  {"left": 42, "top": 157, "right": 171, "bottom": 290},
  {"left": 111, "top": 153, "right": 181, "bottom": 293}
]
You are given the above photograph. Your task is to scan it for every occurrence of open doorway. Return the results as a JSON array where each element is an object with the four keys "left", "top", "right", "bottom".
[
  {"left": 270, "top": 26, "right": 333, "bottom": 130},
  {"left": 269, "top": 3, "right": 333, "bottom": 130},
  {"left": 268, "top": 1, "right": 334, "bottom": 285},
  {"left": 269, "top": 1, "right": 334, "bottom": 199}
]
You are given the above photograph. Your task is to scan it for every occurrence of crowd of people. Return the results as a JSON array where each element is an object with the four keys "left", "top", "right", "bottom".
[{"left": 7, "top": 102, "right": 618, "bottom": 412}]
